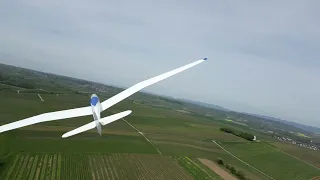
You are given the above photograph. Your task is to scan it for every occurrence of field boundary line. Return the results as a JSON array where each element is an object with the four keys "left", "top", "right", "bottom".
[
  {"left": 263, "top": 142, "right": 320, "bottom": 171},
  {"left": 37, "top": 94, "right": 44, "bottom": 101},
  {"left": 212, "top": 140, "right": 275, "bottom": 180},
  {"left": 122, "top": 118, "right": 162, "bottom": 154},
  {"left": 187, "top": 158, "right": 216, "bottom": 180}
]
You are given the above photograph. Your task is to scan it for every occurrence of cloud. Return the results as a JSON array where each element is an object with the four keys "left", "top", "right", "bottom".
[{"left": 1, "top": 0, "right": 320, "bottom": 127}]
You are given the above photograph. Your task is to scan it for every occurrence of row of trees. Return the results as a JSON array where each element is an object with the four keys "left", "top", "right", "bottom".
[
  {"left": 217, "top": 158, "right": 250, "bottom": 180},
  {"left": 2, "top": 80, "right": 35, "bottom": 89},
  {"left": 0, "top": 73, "right": 35, "bottom": 89},
  {"left": 220, "top": 127, "right": 255, "bottom": 141}
]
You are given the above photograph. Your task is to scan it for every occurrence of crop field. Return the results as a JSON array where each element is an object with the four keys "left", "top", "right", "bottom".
[
  {"left": 270, "top": 141, "right": 320, "bottom": 168},
  {"left": 0, "top": 153, "right": 197, "bottom": 180},
  {"left": 173, "top": 156, "right": 217, "bottom": 180},
  {"left": 217, "top": 141, "right": 320, "bottom": 180},
  {"left": 1, "top": 153, "right": 62, "bottom": 180}
]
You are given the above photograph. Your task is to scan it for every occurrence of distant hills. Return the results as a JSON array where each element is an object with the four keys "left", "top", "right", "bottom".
[
  {"left": 178, "top": 98, "right": 231, "bottom": 112},
  {"left": 244, "top": 113, "right": 320, "bottom": 134},
  {"left": 178, "top": 98, "right": 320, "bottom": 134}
]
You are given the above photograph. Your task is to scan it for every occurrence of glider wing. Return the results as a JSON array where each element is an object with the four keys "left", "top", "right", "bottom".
[
  {"left": 101, "top": 58, "right": 207, "bottom": 111},
  {"left": 0, "top": 106, "right": 92, "bottom": 133}
]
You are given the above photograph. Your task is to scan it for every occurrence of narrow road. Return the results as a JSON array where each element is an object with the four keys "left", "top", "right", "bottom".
[
  {"left": 122, "top": 118, "right": 162, "bottom": 154},
  {"left": 38, "top": 94, "right": 44, "bottom": 101}
]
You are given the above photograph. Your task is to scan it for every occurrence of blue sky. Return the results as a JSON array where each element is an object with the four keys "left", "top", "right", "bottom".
[{"left": 1, "top": 0, "right": 320, "bottom": 127}]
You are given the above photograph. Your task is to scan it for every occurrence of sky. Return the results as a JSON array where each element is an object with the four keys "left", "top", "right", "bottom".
[{"left": 0, "top": 0, "right": 320, "bottom": 127}]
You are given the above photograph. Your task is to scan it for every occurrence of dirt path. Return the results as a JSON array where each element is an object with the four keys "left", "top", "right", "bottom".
[
  {"left": 198, "top": 158, "right": 237, "bottom": 180},
  {"left": 122, "top": 118, "right": 162, "bottom": 154},
  {"left": 311, "top": 176, "right": 320, "bottom": 180},
  {"left": 38, "top": 94, "right": 44, "bottom": 101}
]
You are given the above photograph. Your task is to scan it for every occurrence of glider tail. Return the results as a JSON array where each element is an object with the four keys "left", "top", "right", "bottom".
[{"left": 95, "top": 120, "right": 102, "bottom": 136}]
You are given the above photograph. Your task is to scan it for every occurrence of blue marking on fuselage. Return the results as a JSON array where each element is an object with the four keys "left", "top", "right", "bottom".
[{"left": 90, "top": 96, "right": 99, "bottom": 106}]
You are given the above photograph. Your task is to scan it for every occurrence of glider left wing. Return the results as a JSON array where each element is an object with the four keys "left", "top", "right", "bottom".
[{"left": 0, "top": 106, "right": 92, "bottom": 133}]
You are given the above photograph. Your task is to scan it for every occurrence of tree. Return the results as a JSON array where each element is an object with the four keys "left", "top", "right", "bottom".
[
  {"left": 0, "top": 73, "right": 5, "bottom": 81},
  {"left": 220, "top": 127, "right": 254, "bottom": 141},
  {"left": 229, "top": 166, "right": 237, "bottom": 174},
  {"left": 0, "top": 158, "right": 4, "bottom": 168},
  {"left": 236, "top": 171, "right": 246, "bottom": 180},
  {"left": 217, "top": 158, "right": 224, "bottom": 165}
]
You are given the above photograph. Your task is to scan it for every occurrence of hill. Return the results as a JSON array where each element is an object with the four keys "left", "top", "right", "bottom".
[
  {"left": 178, "top": 98, "right": 230, "bottom": 112},
  {"left": 246, "top": 113, "right": 320, "bottom": 134}
]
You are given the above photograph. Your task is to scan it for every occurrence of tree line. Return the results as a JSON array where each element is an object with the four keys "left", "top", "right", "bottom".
[
  {"left": 0, "top": 73, "right": 35, "bottom": 89},
  {"left": 220, "top": 127, "right": 255, "bottom": 141},
  {"left": 217, "top": 158, "right": 250, "bottom": 180}
]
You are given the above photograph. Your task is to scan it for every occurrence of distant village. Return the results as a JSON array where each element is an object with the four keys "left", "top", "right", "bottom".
[{"left": 274, "top": 136, "right": 319, "bottom": 151}]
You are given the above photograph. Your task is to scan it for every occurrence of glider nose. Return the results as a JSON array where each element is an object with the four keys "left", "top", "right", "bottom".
[{"left": 90, "top": 95, "right": 99, "bottom": 106}]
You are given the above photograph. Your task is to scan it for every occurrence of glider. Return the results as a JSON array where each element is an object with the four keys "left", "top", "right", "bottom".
[{"left": 0, "top": 58, "right": 207, "bottom": 138}]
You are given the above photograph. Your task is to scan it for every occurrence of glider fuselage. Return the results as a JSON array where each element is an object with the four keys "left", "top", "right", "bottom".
[{"left": 90, "top": 94, "right": 102, "bottom": 135}]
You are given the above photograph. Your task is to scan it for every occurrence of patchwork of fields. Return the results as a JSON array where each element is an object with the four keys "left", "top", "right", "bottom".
[
  {"left": 217, "top": 141, "right": 320, "bottom": 180},
  {"left": 1, "top": 85, "right": 320, "bottom": 180}
]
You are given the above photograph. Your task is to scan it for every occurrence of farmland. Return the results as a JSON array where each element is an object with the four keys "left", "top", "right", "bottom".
[
  {"left": 1, "top": 63, "right": 320, "bottom": 180},
  {"left": 269, "top": 141, "right": 320, "bottom": 168},
  {"left": 217, "top": 141, "right": 320, "bottom": 180},
  {"left": 0, "top": 153, "right": 194, "bottom": 180}
]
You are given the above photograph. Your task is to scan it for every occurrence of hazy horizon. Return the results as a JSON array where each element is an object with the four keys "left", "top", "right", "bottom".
[{"left": 1, "top": 1, "right": 319, "bottom": 127}]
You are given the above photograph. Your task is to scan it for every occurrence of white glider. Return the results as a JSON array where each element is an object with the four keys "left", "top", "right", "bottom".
[{"left": 0, "top": 58, "right": 207, "bottom": 138}]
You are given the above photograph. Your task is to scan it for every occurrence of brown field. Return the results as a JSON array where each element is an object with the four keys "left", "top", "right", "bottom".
[{"left": 198, "top": 158, "right": 237, "bottom": 180}]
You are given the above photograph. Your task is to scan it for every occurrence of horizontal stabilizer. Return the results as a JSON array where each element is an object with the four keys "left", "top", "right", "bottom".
[
  {"left": 61, "top": 110, "right": 132, "bottom": 138},
  {"left": 61, "top": 121, "right": 96, "bottom": 138},
  {"left": 99, "top": 110, "right": 132, "bottom": 125}
]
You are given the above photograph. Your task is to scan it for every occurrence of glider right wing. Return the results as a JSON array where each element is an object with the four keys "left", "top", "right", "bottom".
[{"left": 100, "top": 58, "right": 207, "bottom": 111}]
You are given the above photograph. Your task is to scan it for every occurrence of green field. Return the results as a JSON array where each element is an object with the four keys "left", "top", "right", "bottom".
[
  {"left": 1, "top": 65, "right": 320, "bottom": 180},
  {"left": 269, "top": 141, "right": 320, "bottom": 168},
  {"left": 0, "top": 153, "right": 195, "bottom": 180},
  {"left": 218, "top": 141, "right": 320, "bottom": 180}
]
